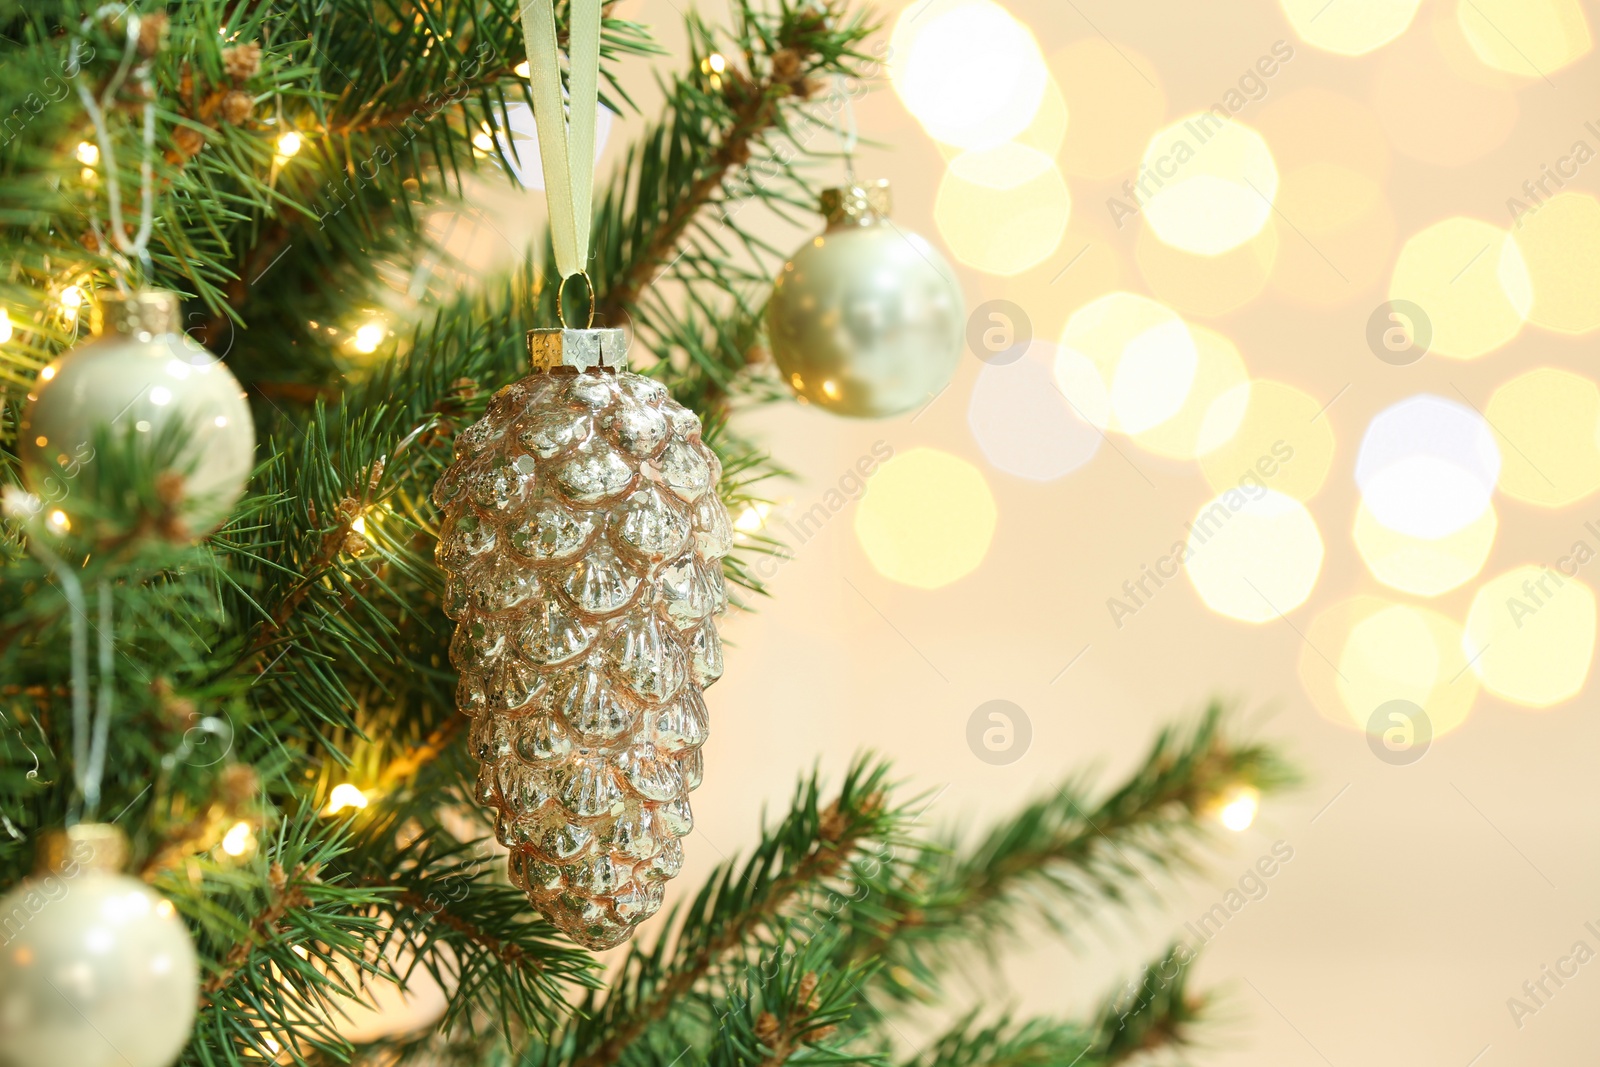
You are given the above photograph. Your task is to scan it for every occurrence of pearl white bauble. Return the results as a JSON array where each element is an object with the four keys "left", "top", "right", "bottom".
[
  {"left": 18, "top": 290, "right": 255, "bottom": 534},
  {"left": 0, "top": 839, "right": 198, "bottom": 1067},
  {"left": 768, "top": 181, "right": 964, "bottom": 418}
]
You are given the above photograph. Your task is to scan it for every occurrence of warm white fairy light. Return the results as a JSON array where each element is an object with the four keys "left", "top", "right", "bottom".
[
  {"left": 47, "top": 509, "right": 70, "bottom": 533},
  {"left": 472, "top": 121, "right": 495, "bottom": 154},
  {"left": 733, "top": 501, "right": 770, "bottom": 534},
  {"left": 514, "top": 60, "right": 531, "bottom": 78},
  {"left": 326, "top": 783, "right": 369, "bottom": 814},
  {"left": 0, "top": 308, "right": 11, "bottom": 344},
  {"left": 352, "top": 320, "right": 386, "bottom": 354},
  {"left": 75, "top": 141, "right": 99, "bottom": 166},
  {"left": 275, "top": 130, "right": 303, "bottom": 165},
  {"left": 1218, "top": 785, "right": 1260, "bottom": 832},
  {"left": 59, "top": 285, "right": 84, "bottom": 322},
  {"left": 221, "top": 820, "right": 255, "bottom": 856}
]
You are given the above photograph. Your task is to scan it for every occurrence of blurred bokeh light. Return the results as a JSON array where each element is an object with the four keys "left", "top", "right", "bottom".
[
  {"left": 1279, "top": 0, "right": 1422, "bottom": 56},
  {"left": 1465, "top": 566, "right": 1597, "bottom": 707},
  {"left": 1485, "top": 368, "right": 1600, "bottom": 508},
  {"left": 1197, "top": 380, "right": 1335, "bottom": 502},
  {"left": 1353, "top": 502, "right": 1497, "bottom": 597},
  {"left": 1140, "top": 115, "right": 1279, "bottom": 256},
  {"left": 1356, "top": 394, "right": 1500, "bottom": 539},
  {"left": 1053, "top": 292, "right": 1197, "bottom": 435},
  {"left": 968, "top": 341, "right": 1101, "bottom": 481},
  {"left": 1300, "top": 596, "right": 1479, "bottom": 737},
  {"left": 1130, "top": 326, "right": 1249, "bottom": 461},
  {"left": 1387, "top": 217, "right": 1531, "bottom": 359},
  {"left": 1184, "top": 489, "right": 1323, "bottom": 623},
  {"left": 854, "top": 447, "right": 998, "bottom": 589},
  {"left": 936, "top": 146, "right": 1070, "bottom": 275},
  {"left": 1512, "top": 192, "right": 1600, "bottom": 334},
  {"left": 890, "top": 0, "right": 1048, "bottom": 151},
  {"left": 1456, "top": 0, "right": 1591, "bottom": 77}
]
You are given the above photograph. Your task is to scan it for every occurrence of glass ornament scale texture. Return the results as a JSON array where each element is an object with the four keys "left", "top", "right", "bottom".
[{"left": 433, "top": 368, "right": 731, "bottom": 949}]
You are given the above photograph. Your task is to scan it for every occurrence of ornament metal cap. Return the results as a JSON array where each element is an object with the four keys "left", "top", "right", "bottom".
[
  {"left": 94, "top": 289, "right": 180, "bottom": 339},
  {"left": 820, "top": 180, "right": 891, "bottom": 229},
  {"left": 36, "top": 823, "right": 129, "bottom": 876},
  {"left": 526, "top": 327, "right": 629, "bottom": 372}
]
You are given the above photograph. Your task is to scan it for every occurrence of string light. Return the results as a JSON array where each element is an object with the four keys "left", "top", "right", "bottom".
[
  {"left": 274, "top": 130, "right": 303, "bottom": 164},
  {"left": 472, "top": 121, "right": 495, "bottom": 154},
  {"left": 47, "top": 509, "right": 70, "bottom": 533},
  {"left": 221, "top": 820, "right": 255, "bottom": 856},
  {"left": 1217, "top": 785, "right": 1260, "bottom": 832},
  {"left": 0, "top": 308, "right": 11, "bottom": 344},
  {"left": 326, "top": 783, "right": 369, "bottom": 814},
  {"left": 75, "top": 141, "right": 99, "bottom": 166},
  {"left": 352, "top": 320, "right": 386, "bottom": 354},
  {"left": 514, "top": 60, "right": 531, "bottom": 78},
  {"left": 350, "top": 514, "right": 367, "bottom": 535},
  {"left": 733, "top": 502, "right": 770, "bottom": 534},
  {"left": 700, "top": 52, "right": 727, "bottom": 91},
  {"left": 59, "top": 285, "right": 84, "bottom": 323}
]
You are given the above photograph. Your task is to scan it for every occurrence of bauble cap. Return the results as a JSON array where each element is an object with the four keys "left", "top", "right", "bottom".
[{"left": 820, "top": 180, "right": 891, "bottom": 229}]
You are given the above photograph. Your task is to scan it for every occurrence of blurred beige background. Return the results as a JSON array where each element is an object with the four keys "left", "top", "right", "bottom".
[{"left": 445, "top": 1, "right": 1600, "bottom": 1063}]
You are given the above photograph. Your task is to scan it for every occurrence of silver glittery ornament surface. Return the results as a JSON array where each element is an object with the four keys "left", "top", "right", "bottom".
[
  {"left": 767, "top": 181, "right": 965, "bottom": 418},
  {"left": 433, "top": 330, "right": 730, "bottom": 949}
]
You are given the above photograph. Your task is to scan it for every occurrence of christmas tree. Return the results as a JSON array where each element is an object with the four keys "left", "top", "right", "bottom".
[{"left": 0, "top": 2, "right": 1295, "bottom": 1065}]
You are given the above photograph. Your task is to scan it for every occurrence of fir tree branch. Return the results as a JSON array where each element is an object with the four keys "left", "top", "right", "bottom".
[
  {"left": 561, "top": 759, "right": 898, "bottom": 1067},
  {"left": 905, "top": 947, "right": 1202, "bottom": 1067},
  {"left": 836, "top": 707, "right": 1297, "bottom": 999}
]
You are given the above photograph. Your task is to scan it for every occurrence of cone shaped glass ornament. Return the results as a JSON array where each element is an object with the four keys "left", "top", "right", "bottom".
[
  {"left": 18, "top": 290, "right": 255, "bottom": 535},
  {"left": 433, "top": 326, "right": 730, "bottom": 949},
  {"left": 768, "top": 180, "right": 965, "bottom": 417},
  {"left": 0, "top": 824, "right": 198, "bottom": 1067}
]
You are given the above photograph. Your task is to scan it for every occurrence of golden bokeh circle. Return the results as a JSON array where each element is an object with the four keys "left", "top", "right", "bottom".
[
  {"left": 1464, "top": 565, "right": 1597, "bottom": 708},
  {"left": 1512, "top": 192, "right": 1600, "bottom": 335},
  {"left": 1184, "top": 490, "right": 1324, "bottom": 624},
  {"left": 1053, "top": 292, "right": 1197, "bottom": 435},
  {"left": 854, "top": 447, "right": 998, "bottom": 589},
  {"left": 1140, "top": 115, "right": 1280, "bottom": 256},
  {"left": 1388, "top": 217, "right": 1531, "bottom": 360},
  {"left": 935, "top": 150, "right": 1071, "bottom": 276},
  {"left": 1353, "top": 502, "right": 1497, "bottom": 597},
  {"left": 1279, "top": 0, "right": 1422, "bottom": 56},
  {"left": 1300, "top": 596, "right": 1480, "bottom": 737},
  {"left": 1485, "top": 367, "right": 1600, "bottom": 508},
  {"left": 1456, "top": 0, "right": 1592, "bottom": 78},
  {"left": 1198, "top": 380, "right": 1335, "bottom": 502}
]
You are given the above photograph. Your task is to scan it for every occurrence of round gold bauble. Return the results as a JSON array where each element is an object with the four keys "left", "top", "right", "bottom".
[{"left": 768, "top": 181, "right": 965, "bottom": 418}]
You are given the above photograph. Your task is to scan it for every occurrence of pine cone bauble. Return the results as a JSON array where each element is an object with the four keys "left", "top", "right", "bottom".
[{"left": 433, "top": 351, "right": 732, "bottom": 949}]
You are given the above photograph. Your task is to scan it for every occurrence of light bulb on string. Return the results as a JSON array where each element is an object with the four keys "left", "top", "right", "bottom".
[
  {"left": 0, "top": 308, "right": 12, "bottom": 344},
  {"left": 75, "top": 141, "right": 99, "bottom": 166},
  {"left": 58, "top": 285, "right": 84, "bottom": 323},
  {"left": 352, "top": 319, "right": 386, "bottom": 354},
  {"left": 274, "top": 130, "right": 303, "bottom": 165},
  {"left": 220, "top": 820, "right": 255, "bottom": 857},
  {"left": 1216, "top": 785, "right": 1260, "bottom": 832},
  {"left": 326, "top": 783, "right": 369, "bottom": 814}
]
